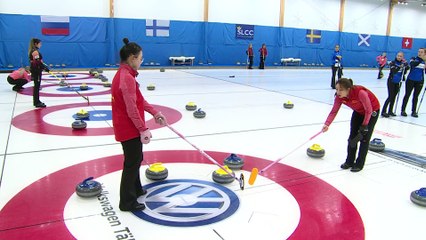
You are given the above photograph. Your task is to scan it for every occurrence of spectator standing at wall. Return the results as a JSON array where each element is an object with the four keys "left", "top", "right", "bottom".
[
  {"left": 331, "top": 44, "right": 343, "bottom": 89},
  {"left": 246, "top": 43, "right": 254, "bottom": 69},
  {"left": 258, "top": 43, "right": 267, "bottom": 69},
  {"left": 381, "top": 52, "right": 409, "bottom": 117},
  {"left": 376, "top": 52, "right": 388, "bottom": 79},
  {"left": 400, "top": 48, "right": 426, "bottom": 118}
]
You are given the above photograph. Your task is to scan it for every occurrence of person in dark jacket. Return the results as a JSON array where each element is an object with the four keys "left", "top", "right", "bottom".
[
  {"left": 29, "top": 38, "right": 49, "bottom": 108},
  {"left": 400, "top": 48, "right": 425, "bottom": 118},
  {"left": 330, "top": 44, "right": 343, "bottom": 89},
  {"left": 381, "top": 52, "right": 409, "bottom": 117}
]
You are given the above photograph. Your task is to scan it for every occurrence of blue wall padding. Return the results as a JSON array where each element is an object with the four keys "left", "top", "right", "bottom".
[{"left": 1, "top": 13, "right": 425, "bottom": 68}]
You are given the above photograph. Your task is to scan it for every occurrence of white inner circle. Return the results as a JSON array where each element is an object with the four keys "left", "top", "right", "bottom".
[
  {"left": 64, "top": 163, "right": 300, "bottom": 240},
  {"left": 170, "top": 194, "right": 197, "bottom": 206}
]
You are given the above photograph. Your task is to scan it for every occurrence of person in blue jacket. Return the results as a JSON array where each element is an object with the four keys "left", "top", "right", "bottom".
[
  {"left": 331, "top": 44, "right": 343, "bottom": 89},
  {"left": 400, "top": 48, "right": 425, "bottom": 118},
  {"left": 381, "top": 52, "right": 409, "bottom": 117}
]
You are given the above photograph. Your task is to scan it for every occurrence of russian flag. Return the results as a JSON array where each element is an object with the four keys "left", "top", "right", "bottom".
[{"left": 41, "top": 16, "right": 70, "bottom": 36}]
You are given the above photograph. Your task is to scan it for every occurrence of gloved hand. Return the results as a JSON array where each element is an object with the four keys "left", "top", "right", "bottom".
[
  {"left": 349, "top": 125, "right": 369, "bottom": 147},
  {"left": 140, "top": 129, "right": 152, "bottom": 144},
  {"left": 42, "top": 62, "right": 50, "bottom": 72},
  {"left": 359, "top": 125, "right": 369, "bottom": 136},
  {"left": 154, "top": 112, "right": 166, "bottom": 126}
]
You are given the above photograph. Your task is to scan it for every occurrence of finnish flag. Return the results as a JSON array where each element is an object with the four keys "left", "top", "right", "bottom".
[{"left": 146, "top": 19, "right": 170, "bottom": 37}]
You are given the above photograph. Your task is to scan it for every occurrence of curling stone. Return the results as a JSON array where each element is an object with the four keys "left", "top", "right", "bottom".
[
  {"left": 193, "top": 108, "right": 206, "bottom": 118},
  {"left": 160, "top": 68, "right": 165, "bottom": 72},
  {"left": 145, "top": 163, "right": 168, "bottom": 181},
  {"left": 76, "top": 109, "right": 90, "bottom": 120},
  {"left": 99, "top": 75, "right": 108, "bottom": 82},
  {"left": 369, "top": 138, "right": 385, "bottom": 152},
  {"left": 410, "top": 188, "right": 426, "bottom": 207},
  {"left": 61, "top": 72, "right": 69, "bottom": 78},
  {"left": 307, "top": 144, "right": 325, "bottom": 158},
  {"left": 283, "top": 101, "right": 294, "bottom": 109},
  {"left": 59, "top": 80, "right": 67, "bottom": 86},
  {"left": 103, "top": 82, "right": 111, "bottom": 87},
  {"left": 80, "top": 83, "right": 89, "bottom": 90},
  {"left": 147, "top": 84, "right": 155, "bottom": 91},
  {"left": 89, "top": 69, "right": 99, "bottom": 75},
  {"left": 212, "top": 166, "right": 234, "bottom": 184},
  {"left": 72, "top": 120, "right": 87, "bottom": 130},
  {"left": 76, "top": 177, "right": 102, "bottom": 198},
  {"left": 185, "top": 102, "right": 197, "bottom": 111},
  {"left": 224, "top": 153, "right": 244, "bottom": 170},
  {"left": 229, "top": 75, "right": 235, "bottom": 78}
]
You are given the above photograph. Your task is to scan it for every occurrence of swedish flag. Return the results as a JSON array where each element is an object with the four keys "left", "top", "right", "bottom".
[{"left": 306, "top": 29, "right": 321, "bottom": 44}]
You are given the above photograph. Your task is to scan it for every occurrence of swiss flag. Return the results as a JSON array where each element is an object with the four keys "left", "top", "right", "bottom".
[{"left": 402, "top": 37, "right": 413, "bottom": 49}]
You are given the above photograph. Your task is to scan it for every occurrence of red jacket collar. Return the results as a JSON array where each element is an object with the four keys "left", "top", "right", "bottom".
[{"left": 120, "top": 63, "right": 139, "bottom": 77}]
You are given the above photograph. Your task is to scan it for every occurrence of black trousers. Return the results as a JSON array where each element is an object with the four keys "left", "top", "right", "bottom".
[
  {"left": 119, "top": 137, "right": 144, "bottom": 210},
  {"left": 331, "top": 66, "right": 343, "bottom": 89},
  {"left": 7, "top": 76, "right": 27, "bottom": 89},
  {"left": 31, "top": 69, "right": 42, "bottom": 105},
  {"left": 401, "top": 79, "right": 424, "bottom": 113},
  {"left": 382, "top": 79, "right": 400, "bottom": 114},
  {"left": 345, "top": 110, "right": 379, "bottom": 169},
  {"left": 378, "top": 66, "right": 385, "bottom": 79},
  {"left": 248, "top": 56, "right": 253, "bottom": 69},
  {"left": 259, "top": 56, "right": 265, "bottom": 69}
]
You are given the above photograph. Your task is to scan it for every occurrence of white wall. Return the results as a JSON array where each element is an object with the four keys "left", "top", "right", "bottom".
[
  {"left": 0, "top": 0, "right": 109, "bottom": 18},
  {"left": 208, "top": 0, "right": 280, "bottom": 26},
  {"left": 391, "top": 3, "right": 426, "bottom": 38},
  {"left": 284, "top": 0, "right": 340, "bottom": 31},
  {"left": 114, "top": 0, "right": 204, "bottom": 21},
  {"left": 0, "top": 0, "right": 425, "bottom": 38},
  {"left": 343, "top": 0, "right": 389, "bottom": 35}
]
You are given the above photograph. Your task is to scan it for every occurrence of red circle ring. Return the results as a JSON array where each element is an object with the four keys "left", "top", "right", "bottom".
[
  {"left": 0, "top": 150, "right": 364, "bottom": 240},
  {"left": 12, "top": 102, "right": 182, "bottom": 136},
  {"left": 42, "top": 72, "right": 93, "bottom": 80},
  {"left": 19, "top": 83, "right": 111, "bottom": 98}
]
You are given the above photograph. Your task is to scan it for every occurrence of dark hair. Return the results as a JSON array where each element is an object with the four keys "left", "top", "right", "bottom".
[
  {"left": 28, "top": 38, "right": 41, "bottom": 55},
  {"left": 119, "top": 38, "right": 142, "bottom": 62},
  {"left": 336, "top": 78, "right": 353, "bottom": 89}
]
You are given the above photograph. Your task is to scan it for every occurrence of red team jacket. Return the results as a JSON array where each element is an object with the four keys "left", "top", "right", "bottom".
[
  {"left": 325, "top": 86, "right": 380, "bottom": 126},
  {"left": 111, "top": 64, "right": 159, "bottom": 142}
]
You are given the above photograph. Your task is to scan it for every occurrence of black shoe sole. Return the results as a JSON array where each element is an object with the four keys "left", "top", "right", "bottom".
[
  {"left": 340, "top": 163, "right": 353, "bottom": 169},
  {"left": 120, "top": 203, "right": 146, "bottom": 211}
]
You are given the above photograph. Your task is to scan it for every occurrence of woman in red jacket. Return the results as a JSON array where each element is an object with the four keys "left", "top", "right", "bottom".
[
  {"left": 376, "top": 52, "right": 387, "bottom": 79},
  {"left": 111, "top": 38, "right": 166, "bottom": 211},
  {"left": 7, "top": 67, "right": 31, "bottom": 91},
  {"left": 322, "top": 78, "right": 380, "bottom": 172},
  {"left": 258, "top": 43, "right": 267, "bottom": 69},
  {"left": 246, "top": 43, "right": 254, "bottom": 69}
]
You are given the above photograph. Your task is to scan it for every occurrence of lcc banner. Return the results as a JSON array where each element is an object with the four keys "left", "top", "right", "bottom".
[{"left": 236, "top": 24, "right": 254, "bottom": 40}]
